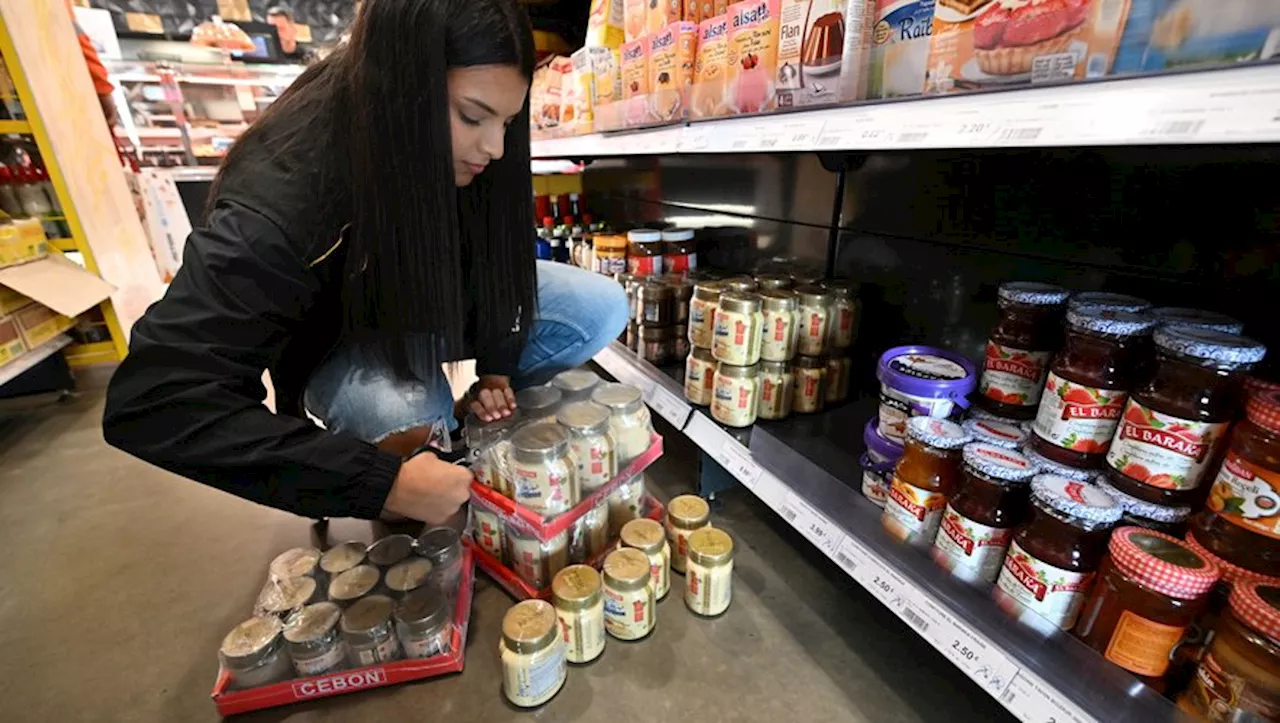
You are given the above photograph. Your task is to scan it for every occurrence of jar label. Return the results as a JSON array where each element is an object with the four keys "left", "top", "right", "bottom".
[
  {"left": 1105, "top": 400, "right": 1228, "bottom": 492},
  {"left": 403, "top": 628, "right": 448, "bottom": 659},
  {"left": 979, "top": 342, "right": 1051, "bottom": 408},
  {"left": 354, "top": 635, "right": 401, "bottom": 667},
  {"left": 798, "top": 309, "right": 829, "bottom": 356},
  {"left": 1185, "top": 649, "right": 1280, "bottom": 721},
  {"left": 570, "top": 437, "right": 615, "bottom": 491},
  {"left": 648, "top": 549, "right": 670, "bottom": 598},
  {"left": 686, "top": 562, "right": 733, "bottom": 616},
  {"left": 759, "top": 376, "right": 791, "bottom": 418},
  {"left": 474, "top": 510, "right": 506, "bottom": 559},
  {"left": 1205, "top": 451, "right": 1280, "bottom": 540},
  {"left": 558, "top": 606, "right": 605, "bottom": 663},
  {"left": 712, "top": 309, "right": 760, "bottom": 365},
  {"left": 504, "top": 642, "right": 566, "bottom": 706},
  {"left": 712, "top": 374, "right": 757, "bottom": 427},
  {"left": 689, "top": 298, "right": 715, "bottom": 348},
  {"left": 684, "top": 358, "right": 714, "bottom": 405},
  {"left": 862, "top": 470, "right": 889, "bottom": 507},
  {"left": 628, "top": 254, "right": 662, "bottom": 277},
  {"left": 604, "top": 587, "right": 654, "bottom": 638},
  {"left": 600, "top": 255, "right": 627, "bottom": 275},
  {"left": 833, "top": 305, "right": 855, "bottom": 348},
  {"left": 293, "top": 643, "right": 346, "bottom": 677},
  {"left": 993, "top": 542, "right": 1092, "bottom": 632},
  {"left": 761, "top": 308, "right": 795, "bottom": 360},
  {"left": 1032, "top": 373, "right": 1128, "bottom": 455},
  {"left": 795, "top": 370, "right": 824, "bottom": 413},
  {"left": 670, "top": 527, "right": 694, "bottom": 573},
  {"left": 931, "top": 506, "right": 1013, "bottom": 585},
  {"left": 514, "top": 462, "right": 573, "bottom": 514},
  {"left": 883, "top": 476, "right": 947, "bottom": 543},
  {"left": 1103, "top": 610, "right": 1185, "bottom": 677},
  {"left": 665, "top": 251, "right": 695, "bottom": 274}
]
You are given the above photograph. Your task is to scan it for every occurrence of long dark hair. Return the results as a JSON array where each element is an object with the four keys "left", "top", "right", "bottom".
[{"left": 215, "top": 0, "right": 536, "bottom": 380}]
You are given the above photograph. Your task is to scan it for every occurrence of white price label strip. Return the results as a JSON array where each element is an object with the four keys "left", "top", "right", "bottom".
[
  {"left": 999, "top": 671, "right": 1091, "bottom": 723},
  {"left": 914, "top": 596, "right": 1019, "bottom": 697},
  {"left": 645, "top": 384, "right": 691, "bottom": 428},
  {"left": 781, "top": 492, "right": 844, "bottom": 555},
  {"left": 719, "top": 438, "right": 762, "bottom": 490}
]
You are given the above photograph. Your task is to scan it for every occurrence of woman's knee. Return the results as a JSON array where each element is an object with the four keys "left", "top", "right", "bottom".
[{"left": 303, "top": 347, "right": 456, "bottom": 444}]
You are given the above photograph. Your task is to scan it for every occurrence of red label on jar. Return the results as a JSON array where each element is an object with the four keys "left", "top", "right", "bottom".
[
  {"left": 629, "top": 255, "right": 662, "bottom": 277},
  {"left": 762, "top": 379, "right": 776, "bottom": 402},
  {"left": 980, "top": 342, "right": 1051, "bottom": 408},
  {"left": 808, "top": 313, "right": 821, "bottom": 338},
  {"left": 666, "top": 252, "right": 694, "bottom": 274},
  {"left": 803, "top": 376, "right": 818, "bottom": 398},
  {"left": 737, "top": 386, "right": 750, "bottom": 409},
  {"left": 1034, "top": 373, "right": 1128, "bottom": 454},
  {"left": 1106, "top": 400, "right": 1227, "bottom": 491},
  {"left": 773, "top": 317, "right": 786, "bottom": 342},
  {"left": 734, "top": 320, "right": 745, "bottom": 346}
]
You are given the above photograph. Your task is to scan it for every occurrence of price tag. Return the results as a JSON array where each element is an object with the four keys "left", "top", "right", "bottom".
[
  {"left": 777, "top": 120, "right": 824, "bottom": 149},
  {"left": 833, "top": 537, "right": 867, "bottom": 578},
  {"left": 783, "top": 492, "right": 843, "bottom": 555},
  {"left": 680, "top": 128, "right": 711, "bottom": 151},
  {"left": 998, "top": 672, "right": 1090, "bottom": 723},
  {"left": 646, "top": 384, "right": 690, "bottom": 428},
  {"left": 720, "top": 439, "right": 762, "bottom": 490},
  {"left": 916, "top": 597, "right": 1019, "bottom": 696}
]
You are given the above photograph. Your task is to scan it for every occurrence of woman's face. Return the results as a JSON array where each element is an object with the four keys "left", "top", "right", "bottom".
[{"left": 448, "top": 65, "right": 528, "bottom": 187}]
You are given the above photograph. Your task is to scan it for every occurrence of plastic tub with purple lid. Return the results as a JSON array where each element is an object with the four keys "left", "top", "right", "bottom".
[
  {"left": 876, "top": 346, "right": 977, "bottom": 444},
  {"left": 861, "top": 419, "right": 905, "bottom": 508}
]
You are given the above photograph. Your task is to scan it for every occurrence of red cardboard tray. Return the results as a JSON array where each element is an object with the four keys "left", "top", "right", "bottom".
[
  {"left": 210, "top": 547, "right": 475, "bottom": 716},
  {"left": 470, "top": 432, "right": 663, "bottom": 543},
  {"left": 467, "top": 494, "right": 665, "bottom": 601}
]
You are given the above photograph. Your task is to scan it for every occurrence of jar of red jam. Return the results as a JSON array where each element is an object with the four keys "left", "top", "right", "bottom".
[
  {"left": 976, "top": 282, "right": 1070, "bottom": 421},
  {"left": 932, "top": 443, "right": 1036, "bottom": 586},
  {"left": 1094, "top": 476, "right": 1192, "bottom": 537},
  {"left": 1152, "top": 307, "right": 1245, "bottom": 334},
  {"left": 1031, "top": 309, "right": 1155, "bottom": 469},
  {"left": 1024, "top": 445, "right": 1094, "bottom": 484},
  {"left": 1075, "top": 527, "right": 1220, "bottom": 689},
  {"left": 1192, "top": 390, "right": 1280, "bottom": 578},
  {"left": 993, "top": 475, "right": 1122, "bottom": 634},
  {"left": 962, "top": 418, "right": 1029, "bottom": 450},
  {"left": 883, "top": 417, "right": 970, "bottom": 549},
  {"left": 1180, "top": 581, "right": 1280, "bottom": 721},
  {"left": 1104, "top": 327, "right": 1267, "bottom": 507}
]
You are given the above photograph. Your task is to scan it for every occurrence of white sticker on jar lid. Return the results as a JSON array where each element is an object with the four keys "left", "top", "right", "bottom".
[{"left": 889, "top": 353, "right": 968, "bottom": 380}]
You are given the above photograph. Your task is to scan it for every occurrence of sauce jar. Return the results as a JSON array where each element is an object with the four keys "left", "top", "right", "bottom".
[
  {"left": 467, "top": 414, "right": 518, "bottom": 497},
  {"left": 219, "top": 616, "right": 294, "bottom": 689},
  {"left": 552, "top": 565, "right": 607, "bottom": 664},
  {"left": 712, "top": 291, "right": 763, "bottom": 366},
  {"left": 557, "top": 400, "right": 617, "bottom": 493},
  {"left": 472, "top": 506, "right": 507, "bottom": 561},
  {"left": 384, "top": 557, "right": 432, "bottom": 599},
  {"left": 977, "top": 282, "right": 1070, "bottom": 420},
  {"left": 662, "top": 228, "right": 697, "bottom": 275},
  {"left": 592, "top": 382, "right": 654, "bottom": 464},
  {"left": 932, "top": 443, "right": 1036, "bottom": 586},
  {"left": 366, "top": 534, "right": 415, "bottom": 569},
  {"left": 283, "top": 601, "right": 346, "bottom": 676},
  {"left": 712, "top": 361, "right": 760, "bottom": 428},
  {"left": 618, "top": 272, "right": 638, "bottom": 322},
  {"left": 1179, "top": 581, "right": 1280, "bottom": 720},
  {"left": 685, "top": 346, "right": 716, "bottom": 406},
  {"left": 1024, "top": 445, "right": 1095, "bottom": 484},
  {"left": 1075, "top": 527, "right": 1219, "bottom": 687},
  {"left": 673, "top": 324, "right": 690, "bottom": 360},
  {"left": 593, "top": 234, "right": 628, "bottom": 276},
  {"left": 328, "top": 564, "right": 379, "bottom": 606},
  {"left": 861, "top": 419, "right": 905, "bottom": 508},
  {"left": 876, "top": 346, "right": 977, "bottom": 444},
  {"left": 416, "top": 527, "right": 463, "bottom": 594},
  {"left": 602, "top": 548, "right": 656, "bottom": 640},
  {"left": 758, "top": 359, "right": 794, "bottom": 421},
  {"left": 637, "top": 279, "right": 674, "bottom": 326},
  {"left": 1031, "top": 309, "right": 1156, "bottom": 469},
  {"left": 500, "top": 600, "right": 567, "bottom": 707},
  {"left": 571, "top": 500, "right": 611, "bottom": 563},
  {"left": 883, "top": 417, "right": 970, "bottom": 548},
  {"left": 686, "top": 527, "right": 735, "bottom": 617},
  {"left": 1068, "top": 292, "right": 1152, "bottom": 314},
  {"left": 507, "top": 527, "right": 569, "bottom": 590},
  {"left": 1153, "top": 307, "right": 1245, "bottom": 334},
  {"left": 963, "top": 417, "right": 1029, "bottom": 450},
  {"left": 608, "top": 476, "right": 646, "bottom": 537},
  {"left": 666, "top": 494, "right": 711, "bottom": 574},
  {"left": 721, "top": 276, "right": 758, "bottom": 293},
  {"left": 638, "top": 324, "right": 675, "bottom": 365},
  {"left": 258, "top": 576, "right": 319, "bottom": 618},
  {"left": 511, "top": 422, "right": 579, "bottom": 516},
  {"left": 621, "top": 518, "right": 671, "bottom": 600},
  {"left": 1095, "top": 476, "right": 1192, "bottom": 537},
  {"left": 794, "top": 285, "right": 833, "bottom": 357},
  {"left": 756, "top": 273, "right": 793, "bottom": 291},
  {"left": 627, "top": 229, "right": 664, "bottom": 277},
  {"left": 319, "top": 541, "right": 367, "bottom": 578},
  {"left": 516, "top": 385, "right": 564, "bottom": 425},
  {"left": 823, "top": 278, "right": 859, "bottom": 350},
  {"left": 1104, "top": 327, "right": 1267, "bottom": 507},
  {"left": 993, "top": 475, "right": 1122, "bottom": 634},
  {"left": 1194, "top": 389, "right": 1280, "bottom": 577},
  {"left": 395, "top": 587, "right": 450, "bottom": 659},
  {"left": 825, "top": 355, "right": 850, "bottom": 404},
  {"left": 688, "top": 280, "right": 724, "bottom": 349},
  {"left": 270, "top": 547, "right": 322, "bottom": 581},
  {"left": 793, "top": 355, "right": 827, "bottom": 415},
  {"left": 551, "top": 368, "right": 601, "bottom": 403},
  {"left": 665, "top": 275, "right": 694, "bottom": 324},
  {"left": 759, "top": 289, "right": 798, "bottom": 362},
  {"left": 341, "top": 594, "right": 402, "bottom": 666}
]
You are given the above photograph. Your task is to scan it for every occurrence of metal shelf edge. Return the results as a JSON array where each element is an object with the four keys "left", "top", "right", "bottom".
[
  {"left": 592, "top": 341, "right": 692, "bottom": 429},
  {"left": 0, "top": 335, "right": 71, "bottom": 387}
]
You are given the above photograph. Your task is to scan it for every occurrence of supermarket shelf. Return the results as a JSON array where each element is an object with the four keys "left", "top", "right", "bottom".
[
  {"left": 64, "top": 340, "right": 119, "bottom": 367},
  {"left": 590, "top": 342, "right": 1181, "bottom": 723},
  {"left": 594, "top": 341, "right": 691, "bottom": 429},
  {"left": 533, "top": 63, "right": 1280, "bottom": 159},
  {"left": 0, "top": 119, "right": 29, "bottom": 134},
  {"left": 49, "top": 237, "right": 76, "bottom": 252},
  {"left": 0, "top": 335, "right": 70, "bottom": 388}
]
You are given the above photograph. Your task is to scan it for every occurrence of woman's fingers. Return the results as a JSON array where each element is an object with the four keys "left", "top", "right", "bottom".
[{"left": 470, "top": 387, "right": 514, "bottom": 422}]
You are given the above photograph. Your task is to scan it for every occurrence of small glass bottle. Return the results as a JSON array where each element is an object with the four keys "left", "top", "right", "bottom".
[
  {"left": 666, "top": 494, "right": 712, "bottom": 574},
  {"left": 557, "top": 400, "right": 618, "bottom": 494},
  {"left": 685, "top": 346, "right": 717, "bottom": 406},
  {"left": 384, "top": 557, "right": 432, "bottom": 599},
  {"left": 510, "top": 422, "right": 579, "bottom": 515},
  {"left": 1075, "top": 527, "right": 1220, "bottom": 688},
  {"left": 932, "top": 443, "right": 1036, "bottom": 586},
  {"left": 319, "top": 541, "right": 368, "bottom": 578},
  {"left": 621, "top": 518, "right": 671, "bottom": 600},
  {"left": 283, "top": 602, "right": 346, "bottom": 676},
  {"left": 757, "top": 359, "right": 794, "bottom": 421},
  {"left": 500, "top": 600, "right": 567, "bottom": 707},
  {"left": 341, "top": 594, "right": 402, "bottom": 667},
  {"left": 792, "top": 355, "right": 827, "bottom": 415},
  {"left": 1179, "top": 581, "right": 1280, "bottom": 720},
  {"left": 395, "top": 588, "right": 451, "bottom": 659},
  {"left": 269, "top": 547, "right": 322, "bottom": 581},
  {"left": 637, "top": 279, "right": 674, "bottom": 326},
  {"left": 883, "top": 417, "right": 970, "bottom": 548},
  {"left": 551, "top": 368, "right": 602, "bottom": 403},
  {"left": 602, "top": 548, "right": 656, "bottom": 640},
  {"left": 823, "top": 279, "right": 859, "bottom": 350},
  {"left": 664, "top": 274, "right": 694, "bottom": 324},
  {"left": 366, "top": 534, "right": 415, "bottom": 569},
  {"left": 712, "top": 291, "right": 763, "bottom": 366},
  {"left": 759, "top": 289, "right": 798, "bottom": 362},
  {"left": 686, "top": 527, "right": 734, "bottom": 617},
  {"left": 219, "top": 616, "right": 294, "bottom": 690},
  {"left": 794, "top": 285, "right": 833, "bottom": 357},
  {"left": 417, "top": 527, "right": 464, "bottom": 595},
  {"left": 627, "top": 229, "right": 664, "bottom": 277},
  {"left": 592, "top": 382, "right": 654, "bottom": 464},
  {"left": 552, "top": 565, "right": 607, "bottom": 664},
  {"left": 976, "top": 282, "right": 1070, "bottom": 420},
  {"left": 328, "top": 564, "right": 379, "bottom": 606},
  {"left": 688, "top": 280, "right": 725, "bottom": 349},
  {"left": 712, "top": 361, "right": 760, "bottom": 428}
]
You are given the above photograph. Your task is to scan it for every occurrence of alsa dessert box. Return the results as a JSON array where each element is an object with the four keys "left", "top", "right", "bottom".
[
  {"left": 469, "top": 432, "right": 664, "bottom": 543},
  {"left": 209, "top": 549, "right": 475, "bottom": 716},
  {"left": 466, "top": 494, "right": 666, "bottom": 601}
]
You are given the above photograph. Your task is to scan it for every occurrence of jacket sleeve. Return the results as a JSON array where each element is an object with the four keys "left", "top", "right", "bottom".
[{"left": 103, "top": 203, "right": 402, "bottom": 519}]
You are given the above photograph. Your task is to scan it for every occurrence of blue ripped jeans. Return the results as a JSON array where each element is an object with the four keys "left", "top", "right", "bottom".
[{"left": 303, "top": 261, "right": 630, "bottom": 444}]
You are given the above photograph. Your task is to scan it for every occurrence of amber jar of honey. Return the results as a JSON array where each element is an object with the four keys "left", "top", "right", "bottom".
[
  {"left": 882, "top": 417, "right": 970, "bottom": 549},
  {"left": 1180, "top": 581, "right": 1280, "bottom": 720}
]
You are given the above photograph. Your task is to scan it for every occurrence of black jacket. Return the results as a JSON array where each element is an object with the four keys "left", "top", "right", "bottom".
[{"left": 102, "top": 130, "right": 517, "bottom": 519}]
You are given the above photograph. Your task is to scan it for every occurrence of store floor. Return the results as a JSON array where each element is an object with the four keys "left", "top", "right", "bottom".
[{"left": 0, "top": 374, "right": 1013, "bottom": 723}]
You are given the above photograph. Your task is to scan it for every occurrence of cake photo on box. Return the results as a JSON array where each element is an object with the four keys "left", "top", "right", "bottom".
[{"left": 972, "top": 0, "right": 1093, "bottom": 76}]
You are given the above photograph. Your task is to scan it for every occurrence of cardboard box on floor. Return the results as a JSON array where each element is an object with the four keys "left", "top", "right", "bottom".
[{"left": 0, "top": 254, "right": 115, "bottom": 359}]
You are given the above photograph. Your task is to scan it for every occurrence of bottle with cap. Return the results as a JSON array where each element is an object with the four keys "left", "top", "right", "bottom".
[
  {"left": 685, "top": 527, "right": 734, "bottom": 617},
  {"left": 552, "top": 565, "right": 607, "bottom": 664},
  {"left": 500, "top": 600, "right": 567, "bottom": 707},
  {"left": 602, "top": 548, "right": 656, "bottom": 640}
]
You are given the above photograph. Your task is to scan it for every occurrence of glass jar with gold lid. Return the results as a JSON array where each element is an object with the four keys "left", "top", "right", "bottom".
[
  {"left": 602, "top": 548, "right": 656, "bottom": 640},
  {"left": 552, "top": 565, "right": 606, "bottom": 664},
  {"left": 621, "top": 518, "right": 671, "bottom": 600},
  {"left": 667, "top": 494, "right": 712, "bottom": 574},
  {"left": 500, "top": 600, "right": 566, "bottom": 707},
  {"left": 686, "top": 528, "right": 734, "bottom": 617}
]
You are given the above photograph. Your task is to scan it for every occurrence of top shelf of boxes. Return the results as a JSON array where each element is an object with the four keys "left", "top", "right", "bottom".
[{"left": 532, "top": 1, "right": 1280, "bottom": 159}]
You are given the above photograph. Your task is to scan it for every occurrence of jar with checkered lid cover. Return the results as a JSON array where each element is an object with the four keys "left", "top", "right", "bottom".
[{"left": 1180, "top": 581, "right": 1280, "bottom": 720}]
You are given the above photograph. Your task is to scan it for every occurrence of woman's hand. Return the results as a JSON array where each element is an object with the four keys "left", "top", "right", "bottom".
[
  {"left": 382, "top": 452, "right": 472, "bottom": 525},
  {"left": 470, "top": 374, "right": 517, "bottom": 422}
]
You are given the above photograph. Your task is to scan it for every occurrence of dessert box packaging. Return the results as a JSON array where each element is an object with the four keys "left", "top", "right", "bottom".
[
  {"left": 625, "top": 0, "right": 648, "bottom": 42},
  {"left": 648, "top": 20, "right": 699, "bottom": 123},
  {"left": 726, "top": 0, "right": 783, "bottom": 115},
  {"left": 867, "top": 0, "right": 937, "bottom": 98},
  {"left": 923, "top": 0, "right": 1134, "bottom": 95},
  {"left": 620, "top": 37, "right": 652, "bottom": 126},
  {"left": 1111, "top": 0, "right": 1280, "bottom": 75},
  {"left": 588, "top": 0, "right": 626, "bottom": 48},
  {"left": 778, "top": 0, "right": 877, "bottom": 108},
  {"left": 649, "top": 0, "right": 684, "bottom": 34},
  {"left": 691, "top": 13, "right": 732, "bottom": 118}
]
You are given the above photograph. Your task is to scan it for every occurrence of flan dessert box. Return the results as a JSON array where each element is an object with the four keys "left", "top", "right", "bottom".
[
  {"left": 923, "top": 0, "right": 1133, "bottom": 95},
  {"left": 777, "top": 0, "right": 877, "bottom": 108},
  {"left": 647, "top": 20, "right": 698, "bottom": 124}
]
